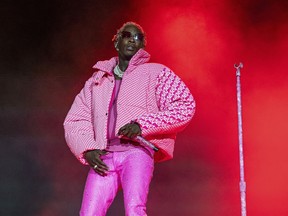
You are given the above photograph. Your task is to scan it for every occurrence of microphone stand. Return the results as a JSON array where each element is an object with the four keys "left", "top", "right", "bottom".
[{"left": 234, "top": 62, "right": 247, "bottom": 216}]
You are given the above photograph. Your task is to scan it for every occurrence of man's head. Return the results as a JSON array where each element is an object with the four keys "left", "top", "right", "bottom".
[{"left": 112, "top": 22, "right": 147, "bottom": 60}]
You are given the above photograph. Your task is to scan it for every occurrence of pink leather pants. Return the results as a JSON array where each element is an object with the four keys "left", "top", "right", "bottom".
[{"left": 80, "top": 148, "right": 154, "bottom": 216}]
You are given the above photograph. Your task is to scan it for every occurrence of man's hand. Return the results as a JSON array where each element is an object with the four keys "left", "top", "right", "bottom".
[
  {"left": 84, "top": 150, "right": 109, "bottom": 176},
  {"left": 118, "top": 122, "right": 141, "bottom": 139}
]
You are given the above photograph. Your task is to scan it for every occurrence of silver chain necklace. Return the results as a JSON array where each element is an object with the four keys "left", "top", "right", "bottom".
[{"left": 114, "top": 65, "right": 124, "bottom": 78}]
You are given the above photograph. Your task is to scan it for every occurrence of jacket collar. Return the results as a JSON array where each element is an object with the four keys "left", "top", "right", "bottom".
[{"left": 92, "top": 49, "right": 150, "bottom": 75}]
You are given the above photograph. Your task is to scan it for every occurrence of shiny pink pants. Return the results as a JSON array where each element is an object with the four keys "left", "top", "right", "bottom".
[{"left": 80, "top": 148, "right": 154, "bottom": 216}]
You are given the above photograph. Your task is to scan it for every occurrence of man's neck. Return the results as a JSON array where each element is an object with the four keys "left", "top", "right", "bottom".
[{"left": 118, "top": 58, "right": 130, "bottom": 71}]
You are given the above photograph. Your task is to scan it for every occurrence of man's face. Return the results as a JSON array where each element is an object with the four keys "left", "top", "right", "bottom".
[{"left": 117, "top": 25, "right": 145, "bottom": 61}]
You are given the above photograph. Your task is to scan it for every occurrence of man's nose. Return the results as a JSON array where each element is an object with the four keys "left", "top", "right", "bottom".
[{"left": 128, "top": 36, "right": 135, "bottom": 42}]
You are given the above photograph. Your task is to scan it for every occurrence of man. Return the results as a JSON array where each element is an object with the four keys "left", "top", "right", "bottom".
[{"left": 64, "top": 21, "right": 196, "bottom": 216}]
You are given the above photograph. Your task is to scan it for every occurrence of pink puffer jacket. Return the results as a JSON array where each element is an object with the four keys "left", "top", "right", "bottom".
[{"left": 64, "top": 49, "right": 195, "bottom": 164}]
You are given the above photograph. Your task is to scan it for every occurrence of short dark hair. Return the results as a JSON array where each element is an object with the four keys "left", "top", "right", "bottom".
[{"left": 112, "top": 21, "right": 147, "bottom": 47}]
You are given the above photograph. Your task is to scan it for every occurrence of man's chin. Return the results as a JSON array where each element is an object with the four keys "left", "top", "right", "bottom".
[
  {"left": 124, "top": 53, "right": 135, "bottom": 61},
  {"left": 120, "top": 49, "right": 140, "bottom": 61}
]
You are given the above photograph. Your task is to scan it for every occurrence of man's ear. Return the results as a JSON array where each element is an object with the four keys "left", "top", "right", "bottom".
[{"left": 114, "top": 41, "right": 119, "bottom": 51}]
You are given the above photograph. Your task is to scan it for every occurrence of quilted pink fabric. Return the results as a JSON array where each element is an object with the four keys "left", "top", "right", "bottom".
[{"left": 64, "top": 49, "right": 195, "bottom": 164}]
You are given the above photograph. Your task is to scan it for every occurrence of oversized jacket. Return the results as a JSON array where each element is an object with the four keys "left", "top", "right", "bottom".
[{"left": 64, "top": 49, "right": 196, "bottom": 164}]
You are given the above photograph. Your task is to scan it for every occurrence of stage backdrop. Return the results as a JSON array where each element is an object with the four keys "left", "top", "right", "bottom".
[{"left": 1, "top": 0, "right": 287, "bottom": 215}]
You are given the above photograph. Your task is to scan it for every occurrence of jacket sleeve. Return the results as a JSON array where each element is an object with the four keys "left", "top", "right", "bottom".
[
  {"left": 63, "top": 77, "right": 100, "bottom": 165},
  {"left": 136, "top": 68, "right": 196, "bottom": 137}
]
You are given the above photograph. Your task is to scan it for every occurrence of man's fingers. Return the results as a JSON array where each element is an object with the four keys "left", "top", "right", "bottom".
[
  {"left": 92, "top": 160, "right": 108, "bottom": 176},
  {"left": 99, "top": 150, "right": 108, "bottom": 155},
  {"left": 118, "top": 125, "right": 139, "bottom": 137},
  {"left": 93, "top": 166, "right": 107, "bottom": 176},
  {"left": 95, "top": 159, "right": 109, "bottom": 170},
  {"left": 118, "top": 125, "right": 127, "bottom": 134}
]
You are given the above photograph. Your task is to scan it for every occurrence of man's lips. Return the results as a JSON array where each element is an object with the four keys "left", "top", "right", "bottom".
[{"left": 126, "top": 45, "right": 136, "bottom": 51}]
